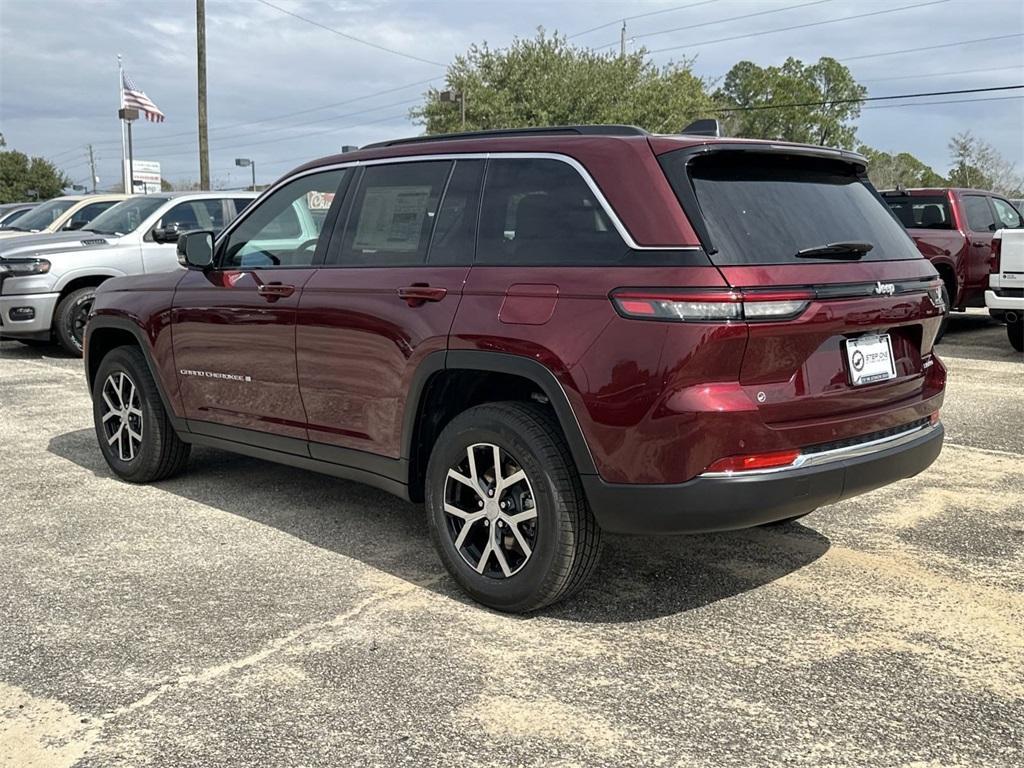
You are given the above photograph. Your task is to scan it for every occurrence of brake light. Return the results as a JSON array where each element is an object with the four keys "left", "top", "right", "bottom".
[
  {"left": 611, "top": 288, "right": 812, "bottom": 322},
  {"left": 990, "top": 234, "right": 1002, "bottom": 274},
  {"left": 705, "top": 449, "right": 802, "bottom": 473}
]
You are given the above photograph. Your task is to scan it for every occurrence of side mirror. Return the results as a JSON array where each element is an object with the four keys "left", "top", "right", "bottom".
[
  {"left": 152, "top": 223, "right": 183, "bottom": 244},
  {"left": 177, "top": 230, "right": 215, "bottom": 269}
]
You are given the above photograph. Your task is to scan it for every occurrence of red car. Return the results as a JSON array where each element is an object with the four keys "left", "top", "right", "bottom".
[
  {"left": 85, "top": 125, "right": 946, "bottom": 611},
  {"left": 881, "top": 187, "right": 1024, "bottom": 315}
]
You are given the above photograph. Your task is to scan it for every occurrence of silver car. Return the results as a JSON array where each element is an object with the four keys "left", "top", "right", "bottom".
[{"left": 0, "top": 191, "right": 256, "bottom": 354}]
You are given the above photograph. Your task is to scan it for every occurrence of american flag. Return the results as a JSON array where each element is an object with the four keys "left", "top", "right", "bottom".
[{"left": 121, "top": 72, "right": 165, "bottom": 123}]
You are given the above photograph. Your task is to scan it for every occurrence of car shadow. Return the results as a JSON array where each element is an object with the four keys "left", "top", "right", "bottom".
[
  {"left": 0, "top": 339, "right": 75, "bottom": 360},
  {"left": 49, "top": 428, "right": 831, "bottom": 622},
  {"left": 936, "top": 310, "right": 1015, "bottom": 362}
]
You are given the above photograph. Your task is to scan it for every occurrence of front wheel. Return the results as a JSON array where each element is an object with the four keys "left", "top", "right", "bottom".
[
  {"left": 1008, "top": 315, "right": 1024, "bottom": 353},
  {"left": 93, "top": 345, "right": 191, "bottom": 483},
  {"left": 425, "top": 402, "right": 602, "bottom": 613},
  {"left": 54, "top": 286, "right": 97, "bottom": 356}
]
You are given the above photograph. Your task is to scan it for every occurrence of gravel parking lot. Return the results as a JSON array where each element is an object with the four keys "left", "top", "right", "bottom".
[{"left": 1, "top": 310, "right": 1022, "bottom": 768}]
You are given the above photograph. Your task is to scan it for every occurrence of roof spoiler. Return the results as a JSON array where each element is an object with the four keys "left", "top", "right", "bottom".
[{"left": 681, "top": 119, "right": 722, "bottom": 137}]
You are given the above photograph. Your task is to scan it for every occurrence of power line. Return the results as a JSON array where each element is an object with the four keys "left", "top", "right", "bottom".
[
  {"left": 253, "top": 0, "right": 446, "bottom": 67},
  {"left": 718, "top": 84, "right": 1023, "bottom": 112},
  {"left": 839, "top": 33, "right": 1024, "bottom": 61},
  {"left": 861, "top": 65, "right": 1024, "bottom": 84},
  {"left": 860, "top": 94, "right": 1023, "bottom": 111},
  {"left": 602, "top": 0, "right": 838, "bottom": 47},
  {"left": 566, "top": 0, "right": 721, "bottom": 40},
  {"left": 80, "top": 75, "right": 440, "bottom": 151},
  {"left": 648, "top": 0, "right": 949, "bottom": 54}
]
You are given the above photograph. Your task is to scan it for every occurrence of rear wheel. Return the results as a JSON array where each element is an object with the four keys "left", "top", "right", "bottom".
[
  {"left": 54, "top": 286, "right": 97, "bottom": 356},
  {"left": 1008, "top": 315, "right": 1024, "bottom": 352},
  {"left": 92, "top": 345, "right": 191, "bottom": 483},
  {"left": 425, "top": 402, "right": 602, "bottom": 613}
]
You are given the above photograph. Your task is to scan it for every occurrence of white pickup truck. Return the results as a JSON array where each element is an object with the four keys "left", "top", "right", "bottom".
[{"left": 987, "top": 229, "right": 1024, "bottom": 352}]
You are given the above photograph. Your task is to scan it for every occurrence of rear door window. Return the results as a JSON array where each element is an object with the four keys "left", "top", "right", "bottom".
[
  {"left": 882, "top": 194, "right": 952, "bottom": 230},
  {"left": 477, "top": 158, "right": 626, "bottom": 265},
  {"left": 331, "top": 161, "right": 451, "bottom": 267},
  {"left": 962, "top": 195, "right": 997, "bottom": 233},
  {"left": 660, "top": 151, "right": 923, "bottom": 264},
  {"left": 427, "top": 159, "right": 483, "bottom": 265}
]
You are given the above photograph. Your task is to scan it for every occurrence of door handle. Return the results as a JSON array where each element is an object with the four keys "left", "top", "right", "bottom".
[
  {"left": 397, "top": 284, "right": 447, "bottom": 306},
  {"left": 257, "top": 282, "right": 296, "bottom": 300}
]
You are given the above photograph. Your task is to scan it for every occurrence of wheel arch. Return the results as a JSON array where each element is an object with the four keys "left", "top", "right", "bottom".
[
  {"left": 85, "top": 316, "right": 186, "bottom": 433},
  {"left": 403, "top": 350, "right": 597, "bottom": 502},
  {"left": 931, "top": 258, "right": 959, "bottom": 305}
]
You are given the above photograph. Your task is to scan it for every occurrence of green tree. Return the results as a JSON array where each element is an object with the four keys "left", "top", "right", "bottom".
[
  {"left": 411, "top": 30, "right": 716, "bottom": 134},
  {"left": 857, "top": 145, "right": 946, "bottom": 189},
  {"left": 0, "top": 147, "right": 70, "bottom": 202},
  {"left": 716, "top": 57, "right": 866, "bottom": 148}
]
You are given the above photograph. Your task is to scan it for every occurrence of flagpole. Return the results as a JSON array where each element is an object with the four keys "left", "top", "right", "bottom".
[{"left": 118, "top": 54, "right": 128, "bottom": 194}]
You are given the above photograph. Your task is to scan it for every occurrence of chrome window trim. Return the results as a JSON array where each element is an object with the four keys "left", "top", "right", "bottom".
[
  {"left": 699, "top": 421, "right": 939, "bottom": 479},
  {"left": 214, "top": 152, "right": 701, "bottom": 253}
]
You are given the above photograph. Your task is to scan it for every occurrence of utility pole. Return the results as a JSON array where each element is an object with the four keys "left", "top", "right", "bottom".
[
  {"left": 620, "top": 20, "right": 626, "bottom": 57},
  {"left": 87, "top": 144, "right": 97, "bottom": 193},
  {"left": 196, "top": 0, "right": 210, "bottom": 190}
]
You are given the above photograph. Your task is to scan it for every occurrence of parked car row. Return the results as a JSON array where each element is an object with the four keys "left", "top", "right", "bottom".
[
  {"left": 79, "top": 124, "right": 949, "bottom": 612},
  {"left": 0, "top": 192, "right": 255, "bottom": 353},
  {"left": 0, "top": 194, "right": 129, "bottom": 238}
]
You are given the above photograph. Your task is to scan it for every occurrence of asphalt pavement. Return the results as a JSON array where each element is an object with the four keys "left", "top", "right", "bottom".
[{"left": 1, "top": 310, "right": 1021, "bottom": 767}]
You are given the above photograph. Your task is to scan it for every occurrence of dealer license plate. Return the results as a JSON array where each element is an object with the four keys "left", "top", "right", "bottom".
[{"left": 844, "top": 334, "right": 897, "bottom": 386}]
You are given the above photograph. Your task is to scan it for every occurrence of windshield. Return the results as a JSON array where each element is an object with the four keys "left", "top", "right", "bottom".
[
  {"left": 659, "top": 150, "right": 922, "bottom": 265},
  {"left": 4, "top": 198, "right": 76, "bottom": 231},
  {"left": 882, "top": 194, "right": 953, "bottom": 230},
  {"left": 85, "top": 197, "right": 167, "bottom": 236}
]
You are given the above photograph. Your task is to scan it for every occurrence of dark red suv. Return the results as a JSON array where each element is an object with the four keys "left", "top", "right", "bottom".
[{"left": 85, "top": 125, "right": 946, "bottom": 612}]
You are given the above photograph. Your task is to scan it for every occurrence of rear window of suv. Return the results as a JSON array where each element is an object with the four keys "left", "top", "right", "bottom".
[
  {"left": 882, "top": 194, "right": 953, "bottom": 230},
  {"left": 659, "top": 150, "right": 922, "bottom": 265}
]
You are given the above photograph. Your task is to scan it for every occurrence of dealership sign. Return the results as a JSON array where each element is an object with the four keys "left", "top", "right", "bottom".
[{"left": 132, "top": 160, "right": 161, "bottom": 194}]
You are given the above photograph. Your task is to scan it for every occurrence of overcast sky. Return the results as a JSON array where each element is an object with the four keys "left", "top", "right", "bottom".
[{"left": 1, "top": 0, "right": 1021, "bottom": 189}]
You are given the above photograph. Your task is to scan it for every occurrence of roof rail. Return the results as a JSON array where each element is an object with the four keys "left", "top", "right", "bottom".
[{"left": 361, "top": 124, "right": 649, "bottom": 149}]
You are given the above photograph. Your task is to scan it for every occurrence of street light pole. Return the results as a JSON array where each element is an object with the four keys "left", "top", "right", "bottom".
[
  {"left": 118, "top": 107, "right": 139, "bottom": 193},
  {"left": 235, "top": 158, "right": 255, "bottom": 191}
]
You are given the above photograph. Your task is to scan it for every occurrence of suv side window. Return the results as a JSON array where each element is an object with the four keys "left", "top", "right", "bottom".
[
  {"left": 63, "top": 201, "right": 116, "bottom": 231},
  {"left": 159, "top": 199, "right": 229, "bottom": 234},
  {"left": 331, "top": 161, "right": 451, "bottom": 267},
  {"left": 427, "top": 159, "right": 483, "bottom": 265},
  {"left": 992, "top": 197, "right": 1023, "bottom": 229},
  {"left": 962, "top": 195, "right": 997, "bottom": 233},
  {"left": 221, "top": 169, "right": 347, "bottom": 268},
  {"left": 477, "top": 158, "right": 626, "bottom": 265}
]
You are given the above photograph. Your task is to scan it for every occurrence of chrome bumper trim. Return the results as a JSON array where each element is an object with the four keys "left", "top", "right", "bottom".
[{"left": 700, "top": 421, "right": 939, "bottom": 478}]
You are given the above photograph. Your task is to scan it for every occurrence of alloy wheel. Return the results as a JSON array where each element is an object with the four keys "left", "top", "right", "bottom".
[
  {"left": 100, "top": 371, "right": 144, "bottom": 462},
  {"left": 443, "top": 442, "right": 538, "bottom": 579}
]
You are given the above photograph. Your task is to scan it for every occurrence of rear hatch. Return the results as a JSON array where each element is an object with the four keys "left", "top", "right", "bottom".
[{"left": 657, "top": 145, "right": 945, "bottom": 427}]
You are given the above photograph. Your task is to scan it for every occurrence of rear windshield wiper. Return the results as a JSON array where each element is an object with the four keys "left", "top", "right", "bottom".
[{"left": 795, "top": 241, "right": 874, "bottom": 260}]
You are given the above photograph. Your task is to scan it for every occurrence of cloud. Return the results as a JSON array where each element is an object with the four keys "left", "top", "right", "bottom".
[{"left": 2, "top": 0, "right": 1020, "bottom": 187}]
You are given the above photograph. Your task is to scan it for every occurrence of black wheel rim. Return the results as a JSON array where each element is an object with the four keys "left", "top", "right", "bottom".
[{"left": 72, "top": 296, "right": 94, "bottom": 349}]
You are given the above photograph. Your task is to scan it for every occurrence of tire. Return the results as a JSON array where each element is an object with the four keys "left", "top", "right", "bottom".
[
  {"left": 54, "top": 286, "right": 97, "bottom": 356},
  {"left": 1008, "top": 316, "right": 1024, "bottom": 353},
  {"left": 425, "top": 401, "right": 602, "bottom": 613},
  {"left": 935, "top": 283, "right": 952, "bottom": 342},
  {"left": 92, "top": 345, "right": 191, "bottom": 483}
]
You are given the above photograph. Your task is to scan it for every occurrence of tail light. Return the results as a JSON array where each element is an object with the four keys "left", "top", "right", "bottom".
[
  {"left": 990, "top": 234, "right": 1002, "bottom": 274},
  {"left": 611, "top": 288, "right": 812, "bottom": 323},
  {"left": 705, "top": 449, "right": 802, "bottom": 473}
]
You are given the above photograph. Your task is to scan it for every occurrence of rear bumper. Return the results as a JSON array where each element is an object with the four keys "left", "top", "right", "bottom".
[
  {"left": 583, "top": 422, "right": 944, "bottom": 534},
  {"left": 985, "top": 289, "right": 1024, "bottom": 311}
]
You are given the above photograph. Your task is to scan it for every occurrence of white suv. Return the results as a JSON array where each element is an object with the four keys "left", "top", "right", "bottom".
[{"left": 0, "top": 191, "right": 256, "bottom": 354}]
